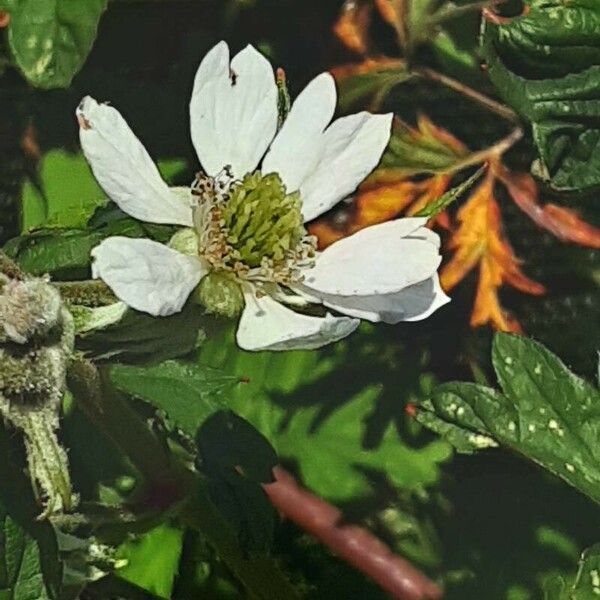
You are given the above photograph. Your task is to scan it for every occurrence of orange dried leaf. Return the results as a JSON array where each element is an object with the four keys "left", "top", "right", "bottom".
[
  {"left": 333, "top": 0, "right": 372, "bottom": 55},
  {"left": 310, "top": 116, "right": 467, "bottom": 248},
  {"left": 441, "top": 173, "right": 545, "bottom": 333},
  {"left": 500, "top": 170, "right": 600, "bottom": 249},
  {"left": 375, "top": 0, "right": 397, "bottom": 25}
]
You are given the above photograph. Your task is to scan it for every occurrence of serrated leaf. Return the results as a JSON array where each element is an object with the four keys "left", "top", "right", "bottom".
[
  {"left": 0, "top": 515, "right": 51, "bottom": 600},
  {"left": 275, "top": 387, "right": 451, "bottom": 501},
  {"left": 417, "top": 333, "right": 600, "bottom": 504},
  {"left": 6, "top": 0, "right": 107, "bottom": 89},
  {"left": 110, "top": 361, "right": 237, "bottom": 434},
  {"left": 481, "top": 0, "right": 600, "bottom": 191},
  {"left": 198, "top": 327, "right": 451, "bottom": 502}
]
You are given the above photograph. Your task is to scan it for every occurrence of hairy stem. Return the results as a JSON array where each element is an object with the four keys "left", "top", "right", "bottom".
[{"left": 68, "top": 357, "right": 301, "bottom": 600}]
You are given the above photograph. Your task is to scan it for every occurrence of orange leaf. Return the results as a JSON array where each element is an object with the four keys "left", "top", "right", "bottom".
[
  {"left": 333, "top": 0, "right": 372, "bottom": 55},
  {"left": 441, "top": 172, "right": 545, "bottom": 333},
  {"left": 374, "top": 0, "right": 397, "bottom": 25},
  {"left": 499, "top": 169, "right": 600, "bottom": 249}
]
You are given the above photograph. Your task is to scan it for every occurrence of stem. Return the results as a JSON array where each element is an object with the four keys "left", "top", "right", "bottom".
[
  {"left": 54, "top": 280, "right": 117, "bottom": 307},
  {"left": 21, "top": 410, "right": 74, "bottom": 518},
  {"left": 264, "top": 467, "right": 442, "bottom": 600},
  {"left": 414, "top": 66, "right": 519, "bottom": 123},
  {"left": 68, "top": 357, "right": 301, "bottom": 600}
]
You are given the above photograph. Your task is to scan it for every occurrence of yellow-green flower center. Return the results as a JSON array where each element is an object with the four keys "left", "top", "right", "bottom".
[
  {"left": 223, "top": 172, "right": 305, "bottom": 268},
  {"left": 184, "top": 169, "right": 317, "bottom": 319}
]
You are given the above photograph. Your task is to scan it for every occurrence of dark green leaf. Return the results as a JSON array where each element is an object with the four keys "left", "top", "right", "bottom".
[
  {"left": 6, "top": 0, "right": 107, "bottom": 89},
  {"left": 417, "top": 333, "right": 600, "bottom": 504},
  {"left": 78, "top": 301, "right": 218, "bottom": 364},
  {"left": 0, "top": 515, "right": 51, "bottom": 600},
  {"left": 196, "top": 412, "right": 278, "bottom": 554},
  {"left": 110, "top": 361, "right": 237, "bottom": 434},
  {"left": 481, "top": 0, "right": 600, "bottom": 191}
]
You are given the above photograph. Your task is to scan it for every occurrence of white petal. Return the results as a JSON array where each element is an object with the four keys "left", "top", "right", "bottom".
[
  {"left": 303, "top": 219, "right": 441, "bottom": 296},
  {"left": 236, "top": 291, "right": 359, "bottom": 351},
  {"left": 261, "top": 72, "right": 336, "bottom": 191},
  {"left": 191, "top": 40, "right": 230, "bottom": 96},
  {"left": 91, "top": 237, "right": 207, "bottom": 317},
  {"left": 77, "top": 97, "right": 193, "bottom": 227},
  {"left": 190, "top": 44, "right": 278, "bottom": 178},
  {"left": 308, "top": 275, "right": 450, "bottom": 323},
  {"left": 300, "top": 112, "right": 392, "bottom": 221}
]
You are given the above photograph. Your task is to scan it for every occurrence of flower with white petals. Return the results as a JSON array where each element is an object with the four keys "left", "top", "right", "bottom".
[{"left": 78, "top": 41, "right": 449, "bottom": 352}]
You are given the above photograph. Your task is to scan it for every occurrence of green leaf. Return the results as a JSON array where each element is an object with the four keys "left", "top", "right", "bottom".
[
  {"left": 336, "top": 64, "right": 411, "bottom": 113},
  {"left": 481, "top": 0, "right": 600, "bottom": 191},
  {"left": 198, "top": 328, "right": 451, "bottom": 502},
  {"left": 544, "top": 544, "right": 600, "bottom": 599},
  {"left": 276, "top": 385, "right": 451, "bottom": 501},
  {"left": 77, "top": 301, "right": 215, "bottom": 364},
  {"left": 21, "top": 151, "right": 106, "bottom": 233},
  {"left": 414, "top": 165, "right": 485, "bottom": 217},
  {"left": 117, "top": 525, "right": 183, "bottom": 600},
  {"left": 0, "top": 515, "right": 51, "bottom": 600},
  {"left": 110, "top": 361, "right": 237, "bottom": 434},
  {"left": 417, "top": 333, "right": 600, "bottom": 504},
  {"left": 6, "top": 0, "right": 107, "bottom": 89}
]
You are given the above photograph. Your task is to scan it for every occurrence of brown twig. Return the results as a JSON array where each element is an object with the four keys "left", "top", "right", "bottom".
[
  {"left": 414, "top": 67, "right": 519, "bottom": 123},
  {"left": 264, "top": 467, "right": 443, "bottom": 600}
]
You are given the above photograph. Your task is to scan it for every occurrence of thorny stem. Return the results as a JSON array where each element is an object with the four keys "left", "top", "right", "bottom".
[{"left": 67, "top": 357, "right": 301, "bottom": 600}]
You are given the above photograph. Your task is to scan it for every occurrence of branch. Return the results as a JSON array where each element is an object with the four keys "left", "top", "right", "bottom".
[{"left": 264, "top": 467, "right": 443, "bottom": 600}]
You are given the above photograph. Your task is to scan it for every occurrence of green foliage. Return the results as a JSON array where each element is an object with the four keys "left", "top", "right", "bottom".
[
  {"left": 414, "top": 166, "right": 484, "bottom": 218},
  {"left": 21, "top": 151, "right": 106, "bottom": 232},
  {"left": 77, "top": 301, "right": 214, "bottom": 364},
  {"left": 0, "top": 514, "right": 51, "bottom": 600},
  {"left": 3, "top": 0, "right": 107, "bottom": 89},
  {"left": 198, "top": 327, "right": 452, "bottom": 502},
  {"left": 482, "top": 0, "right": 600, "bottom": 191},
  {"left": 544, "top": 544, "right": 600, "bottom": 599},
  {"left": 117, "top": 525, "right": 183, "bottom": 599},
  {"left": 416, "top": 333, "right": 600, "bottom": 504},
  {"left": 110, "top": 361, "right": 238, "bottom": 434}
]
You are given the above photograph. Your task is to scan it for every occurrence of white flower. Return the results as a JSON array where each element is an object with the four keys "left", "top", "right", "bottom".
[{"left": 78, "top": 41, "right": 449, "bottom": 352}]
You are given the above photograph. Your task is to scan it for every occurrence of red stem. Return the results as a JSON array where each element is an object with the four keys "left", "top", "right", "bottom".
[{"left": 263, "top": 467, "right": 443, "bottom": 600}]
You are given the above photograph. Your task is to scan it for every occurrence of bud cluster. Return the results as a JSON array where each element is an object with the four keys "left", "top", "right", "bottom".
[{"left": 0, "top": 273, "right": 76, "bottom": 517}]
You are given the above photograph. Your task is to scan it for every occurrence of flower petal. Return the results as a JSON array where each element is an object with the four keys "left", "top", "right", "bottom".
[
  {"left": 300, "top": 111, "right": 392, "bottom": 222},
  {"left": 236, "top": 290, "right": 359, "bottom": 351},
  {"left": 78, "top": 96, "right": 193, "bottom": 227},
  {"left": 303, "top": 218, "right": 441, "bottom": 296},
  {"left": 91, "top": 237, "right": 207, "bottom": 317},
  {"left": 261, "top": 72, "right": 336, "bottom": 191},
  {"left": 308, "top": 274, "right": 450, "bottom": 323},
  {"left": 191, "top": 40, "right": 230, "bottom": 96},
  {"left": 190, "top": 44, "right": 278, "bottom": 178}
]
